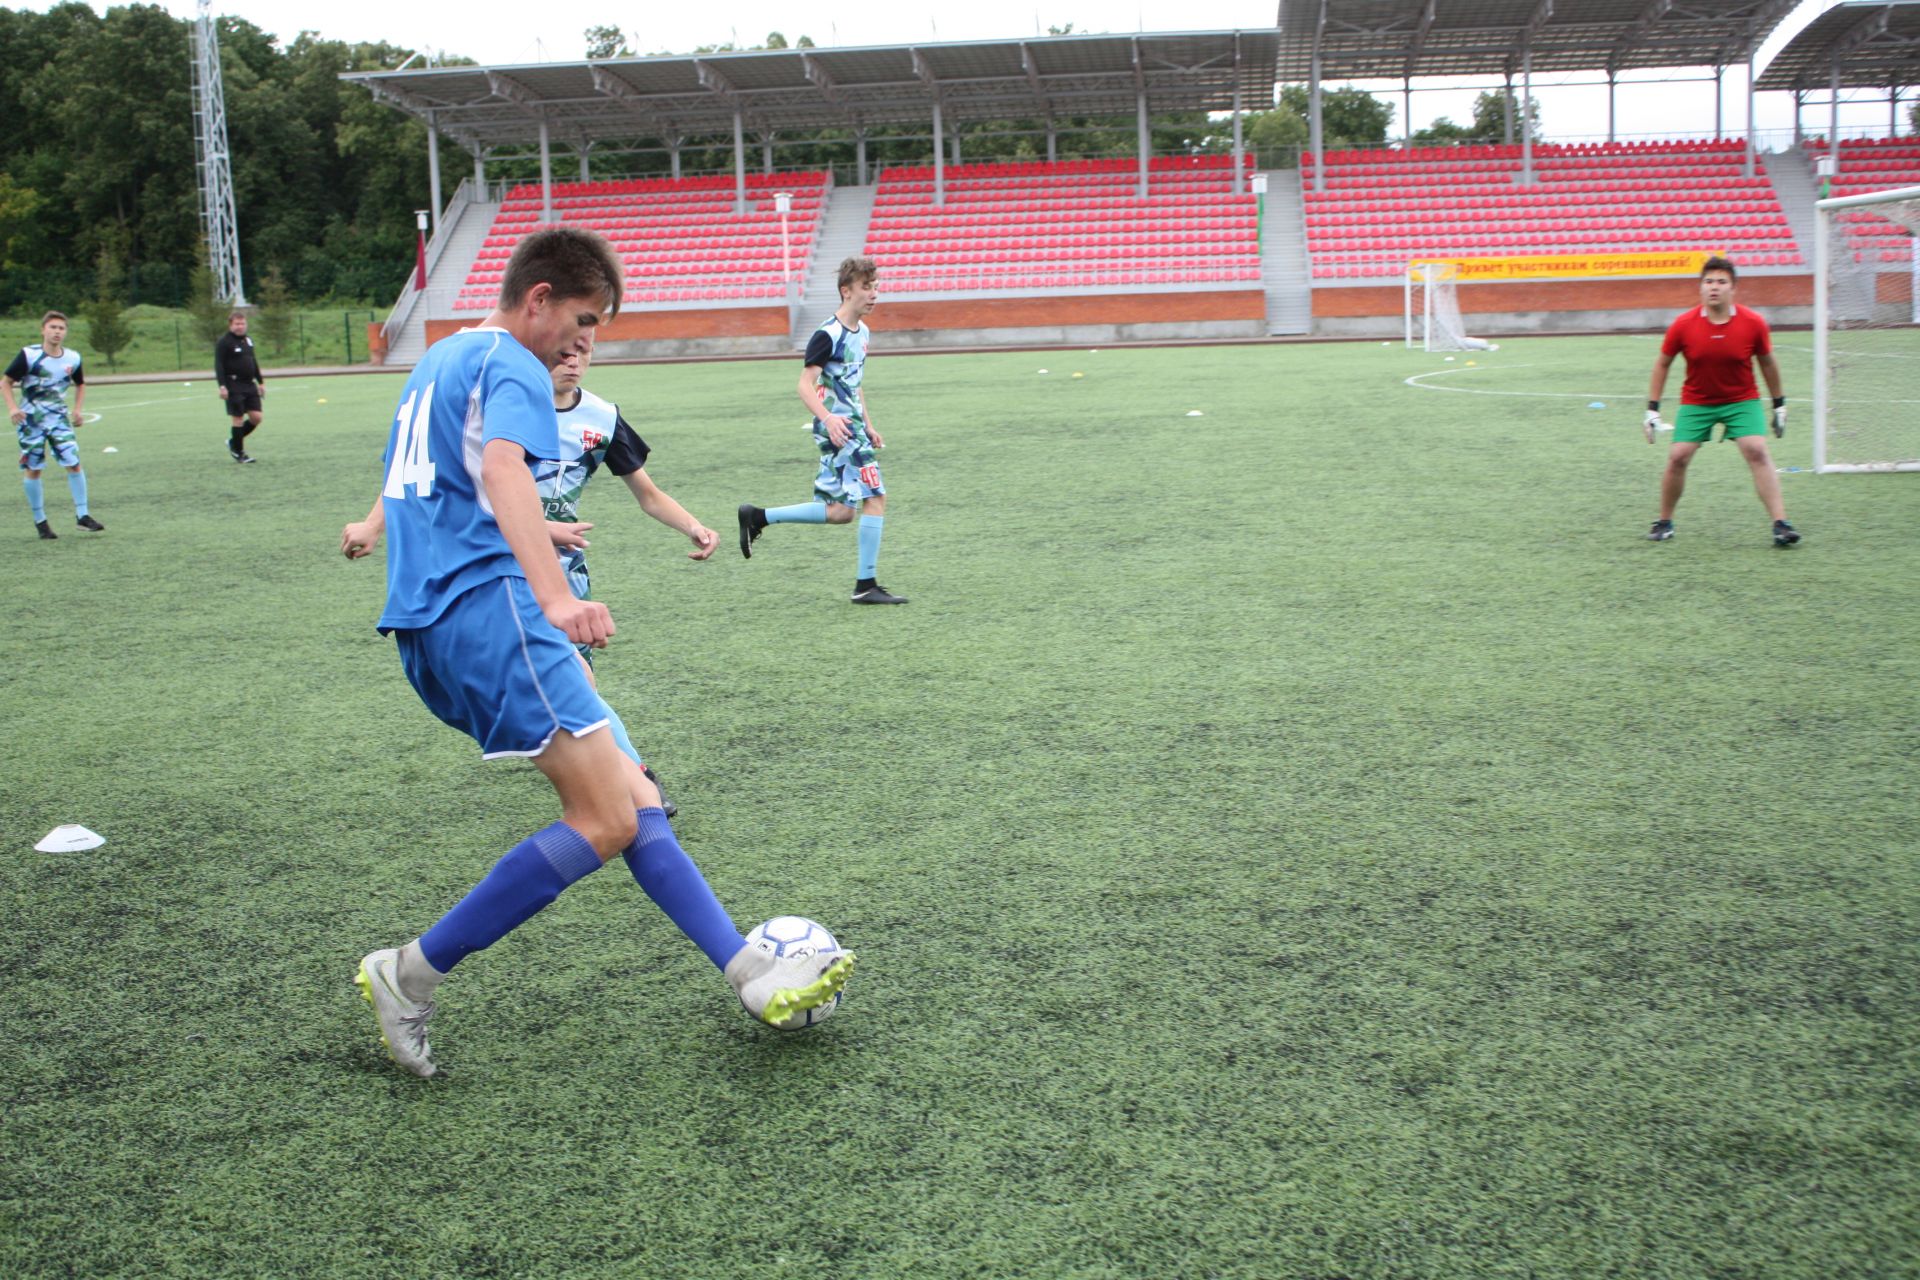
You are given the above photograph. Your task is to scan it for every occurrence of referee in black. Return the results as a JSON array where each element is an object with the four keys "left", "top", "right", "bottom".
[{"left": 215, "top": 311, "right": 265, "bottom": 463}]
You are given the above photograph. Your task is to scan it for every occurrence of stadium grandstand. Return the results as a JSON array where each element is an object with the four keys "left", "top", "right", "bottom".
[{"left": 344, "top": 3, "right": 1920, "bottom": 360}]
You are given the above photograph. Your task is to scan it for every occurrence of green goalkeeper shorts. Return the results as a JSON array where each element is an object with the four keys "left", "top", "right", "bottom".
[{"left": 1673, "top": 399, "right": 1766, "bottom": 443}]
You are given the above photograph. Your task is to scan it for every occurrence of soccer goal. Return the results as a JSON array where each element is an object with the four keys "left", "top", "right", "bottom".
[
  {"left": 1404, "top": 260, "right": 1494, "bottom": 352},
  {"left": 1813, "top": 184, "right": 1920, "bottom": 473}
]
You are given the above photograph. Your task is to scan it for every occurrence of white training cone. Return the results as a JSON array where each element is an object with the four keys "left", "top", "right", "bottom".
[
  {"left": 102, "top": 446, "right": 118, "bottom": 453},
  {"left": 36, "top": 824, "right": 105, "bottom": 853},
  {"left": 1037, "top": 369, "right": 1049, "bottom": 374},
  {"left": 1186, "top": 410, "right": 1204, "bottom": 417}
]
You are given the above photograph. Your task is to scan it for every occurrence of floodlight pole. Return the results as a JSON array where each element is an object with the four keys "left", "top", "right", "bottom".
[
  {"left": 776, "top": 190, "right": 796, "bottom": 333},
  {"left": 190, "top": 0, "right": 246, "bottom": 305}
]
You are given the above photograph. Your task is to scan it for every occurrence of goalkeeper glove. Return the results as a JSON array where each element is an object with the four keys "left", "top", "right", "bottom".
[
  {"left": 1772, "top": 396, "right": 1787, "bottom": 438},
  {"left": 1644, "top": 401, "right": 1664, "bottom": 445}
]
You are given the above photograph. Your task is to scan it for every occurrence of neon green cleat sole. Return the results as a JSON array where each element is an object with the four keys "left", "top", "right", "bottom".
[{"left": 757, "top": 951, "right": 857, "bottom": 1028}]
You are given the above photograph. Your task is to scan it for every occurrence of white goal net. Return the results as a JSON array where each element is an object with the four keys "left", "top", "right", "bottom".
[
  {"left": 1813, "top": 184, "right": 1920, "bottom": 473},
  {"left": 1404, "top": 261, "right": 1492, "bottom": 352}
]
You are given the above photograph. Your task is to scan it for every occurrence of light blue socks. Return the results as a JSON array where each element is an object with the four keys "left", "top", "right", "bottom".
[
  {"left": 858, "top": 515, "right": 884, "bottom": 579},
  {"left": 766, "top": 502, "right": 828, "bottom": 524},
  {"left": 23, "top": 477, "right": 44, "bottom": 522},
  {"left": 66, "top": 471, "right": 88, "bottom": 518}
]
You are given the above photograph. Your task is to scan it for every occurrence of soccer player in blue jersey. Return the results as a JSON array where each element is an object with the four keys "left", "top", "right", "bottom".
[
  {"left": 5, "top": 312, "right": 104, "bottom": 539},
  {"left": 343, "top": 345, "right": 719, "bottom": 818},
  {"left": 736, "top": 256, "right": 905, "bottom": 604},
  {"left": 344, "top": 228, "right": 852, "bottom": 1077}
]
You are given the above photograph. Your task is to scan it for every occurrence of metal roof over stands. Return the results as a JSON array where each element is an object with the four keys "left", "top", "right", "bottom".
[
  {"left": 1754, "top": 0, "right": 1920, "bottom": 91},
  {"left": 342, "top": 31, "right": 1281, "bottom": 151},
  {"left": 1274, "top": 0, "right": 1803, "bottom": 79}
]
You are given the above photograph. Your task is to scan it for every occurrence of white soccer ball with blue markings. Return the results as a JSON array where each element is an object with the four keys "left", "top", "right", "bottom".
[{"left": 745, "top": 916, "right": 846, "bottom": 1029}]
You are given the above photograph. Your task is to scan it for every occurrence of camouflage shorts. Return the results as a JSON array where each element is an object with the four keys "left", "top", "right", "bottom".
[
  {"left": 811, "top": 424, "right": 884, "bottom": 506},
  {"left": 17, "top": 408, "right": 77, "bottom": 471}
]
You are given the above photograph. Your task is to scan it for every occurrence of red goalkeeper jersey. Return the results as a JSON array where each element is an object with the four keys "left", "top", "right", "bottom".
[{"left": 1661, "top": 304, "right": 1772, "bottom": 405}]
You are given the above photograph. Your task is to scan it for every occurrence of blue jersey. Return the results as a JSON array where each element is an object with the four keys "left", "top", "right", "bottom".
[{"left": 376, "top": 327, "right": 560, "bottom": 632}]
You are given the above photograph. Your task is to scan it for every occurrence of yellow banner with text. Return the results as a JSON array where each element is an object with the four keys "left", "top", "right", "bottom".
[{"left": 1411, "top": 252, "right": 1714, "bottom": 281}]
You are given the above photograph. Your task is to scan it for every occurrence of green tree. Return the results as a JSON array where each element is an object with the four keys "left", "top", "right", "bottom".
[
  {"left": 1410, "top": 117, "right": 1476, "bottom": 145},
  {"left": 1472, "top": 90, "right": 1541, "bottom": 140},
  {"left": 1278, "top": 85, "right": 1394, "bottom": 147},
  {"left": 584, "top": 25, "right": 630, "bottom": 58},
  {"left": 185, "top": 247, "right": 229, "bottom": 345},
  {"left": 1246, "top": 105, "right": 1309, "bottom": 160},
  {"left": 85, "top": 245, "right": 133, "bottom": 370},
  {"left": 256, "top": 265, "right": 295, "bottom": 358},
  {"left": 0, "top": 174, "right": 40, "bottom": 271}
]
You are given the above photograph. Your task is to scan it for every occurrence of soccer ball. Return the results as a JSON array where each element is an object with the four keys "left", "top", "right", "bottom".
[{"left": 745, "top": 916, "right": 847, "bottom": 1030}]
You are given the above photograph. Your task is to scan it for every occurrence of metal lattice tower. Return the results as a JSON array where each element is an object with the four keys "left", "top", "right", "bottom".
[{"left": 190, "top": 0, "right": 245, "bottom": 305}]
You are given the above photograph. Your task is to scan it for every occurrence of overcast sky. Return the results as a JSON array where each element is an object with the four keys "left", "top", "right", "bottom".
[{"left": 28, "top": 0, "right": 1914, "bottom": 145}]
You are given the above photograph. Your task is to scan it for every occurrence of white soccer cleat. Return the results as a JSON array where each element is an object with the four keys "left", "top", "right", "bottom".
[
  {"left": 355, "top": 948, "right": 438, "bottom": 1077},
  {"left": 725, "top": 941, "right": 856, "bottom": 1031}
]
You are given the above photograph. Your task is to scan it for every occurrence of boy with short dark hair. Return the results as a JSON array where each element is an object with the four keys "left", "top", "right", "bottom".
[{"left": 736, "top": 256, "right": 905, "bottom": 604}]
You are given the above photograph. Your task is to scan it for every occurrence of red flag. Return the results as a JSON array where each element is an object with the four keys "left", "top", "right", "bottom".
[{"left": 414, "top": 228, "right": 428, "bottom": 291}]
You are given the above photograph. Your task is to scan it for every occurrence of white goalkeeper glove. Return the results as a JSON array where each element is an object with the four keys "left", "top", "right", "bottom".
[
  {"left": 1772, "top": 397, "right": 1787, "bottom": 438},
  {"left": 1644, "top": 402, "right": 1665, "bottom": 445}
]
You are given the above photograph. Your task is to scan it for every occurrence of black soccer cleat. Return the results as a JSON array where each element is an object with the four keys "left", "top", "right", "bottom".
[
  {"left": 75, "top": 514, "right": 104, "bottom": 532},
  {"left": 737, "top": 504, "right": 766, "bottom": 558},
  {"left": 1646, "top": 519, "right": 1675, "bottom": 542},
  {"left": 642, "top": 765, "right": 678, "bottom": 820},
  {"left": 35, "top": 519, "right": 56, "bottom": 540},
  {"left": 229, "top": 445, "right": 255, "bottom": 463},
  {"left": 851, "top": 583, "right": 908, "bottom": 605},
  {"left": 1772, "top": 519, "right": 1801, "bottom": 548}
]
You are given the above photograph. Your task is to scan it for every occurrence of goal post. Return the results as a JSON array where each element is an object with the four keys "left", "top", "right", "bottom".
[
  {"left": 1813, "top": 183, "right": 1920, "bottom": 473},
  {"left": 1403, "top": 260, "right": 1493, "bottom": 352}
]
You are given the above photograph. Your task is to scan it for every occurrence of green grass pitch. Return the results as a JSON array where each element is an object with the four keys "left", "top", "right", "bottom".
[{"left": 3, "top": 335, "right": 1917, "bottom": 1279}]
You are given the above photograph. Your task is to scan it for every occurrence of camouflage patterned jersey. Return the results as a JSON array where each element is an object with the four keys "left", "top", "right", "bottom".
[
  {"left": 803, "top": 314, "right": 869, "bottom": 425},
  {"left": 8, "top": 343, "right": 84, "bottom": 470},
  {"left": 530, "top": 386, "right": 650, "bottom": 604}
]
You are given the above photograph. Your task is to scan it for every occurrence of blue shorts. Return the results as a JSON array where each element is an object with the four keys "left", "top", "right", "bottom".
[
  {"left": 393, "top": 576, "right": 611, "bottom": 759},
  {"left": 18, "top": 408, "right": 78, "bottom": 471}
]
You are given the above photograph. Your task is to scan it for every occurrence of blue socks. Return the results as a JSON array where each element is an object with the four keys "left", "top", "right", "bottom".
[
  {"left": 622, "top": 807, "right": 745, "bottom": 970},
  {"left": 766, "top": 501, "right": 828, "bottom": 524},
  {"left": 857, "top": 515, "right": 884, "bottom": 579},
  {"left": 23, "top": 477, "right": 44, "bottom": 522},
  {"left": 418, "top": 822, "right": 604, "bottom": 973},
  {"left": 66, "top": 471, "right": 88, "bottom": 518}
]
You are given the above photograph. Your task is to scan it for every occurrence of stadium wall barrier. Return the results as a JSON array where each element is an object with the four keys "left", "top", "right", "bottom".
[
  {"left": 425, "top": 307, "right": 793, "bottom": 358},
  {"left": 1313, "top": 274, "right": 1814, "bottom": 338},
  {"left": 872, "top": 291, "right": 1266, "bottom": 337}
]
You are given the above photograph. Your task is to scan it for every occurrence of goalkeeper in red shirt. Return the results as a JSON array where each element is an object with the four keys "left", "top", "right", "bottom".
[{"left": 1643, "top": 256, "right": 1799, "bottom": 547}]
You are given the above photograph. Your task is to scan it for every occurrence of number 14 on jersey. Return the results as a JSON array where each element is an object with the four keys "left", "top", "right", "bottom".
[{"left": 384, "top": 383, "right": 438, "bottom": 498}]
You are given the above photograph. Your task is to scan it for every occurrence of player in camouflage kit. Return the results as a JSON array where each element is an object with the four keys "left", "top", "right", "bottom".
[
  {"left": 736, "top": 256, "right": 905, "bottom": 604},
  {"left": 4, "top": 311, "right": 104, "bottom": 539}
]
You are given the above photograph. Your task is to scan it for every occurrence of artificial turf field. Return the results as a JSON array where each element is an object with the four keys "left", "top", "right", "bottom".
[{"left": 3, "top": 334, "right": 1917, "bottom": 1279}]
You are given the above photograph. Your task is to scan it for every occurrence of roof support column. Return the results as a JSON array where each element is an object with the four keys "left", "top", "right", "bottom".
[
  {"left": 1891, "top": 86, "right": 1899, "bottom": 136},
  {"left": 579, "top": 145, "right": 590, "bottom": 181},
  {"left": 733, "top": 108, "right": 747, "bottom": 215},
  {"left": 1792, "top": 90, "right": 1803, "bottom": 146},
  {"left": 855, "top": 130, "right": 868, "bottom": 186},
  {"left": 1503, "top": 77, "right": 1515, "bottom": 145},
  {"left": 1402, "top": 79, "right": 1412, "bottom": 146},
  {"left": 953, "top": 128, "right": 963, "bottom": 166},
  {"left": 1607, "top": 73, "right": 1616, "bottom": 142},
  {"left": 1309, "top": 56, "right": 1324, "bottom": 193},
  {"left": 1830, "top": 60, "right": 1841, "bottom": 163},
  {"left": 669, "top": 139, "right": 682, "bottom": 181},
  {"left": 538, "top": 116, "right": 552, "bottom": 223},
  {"left": 1745, "top": 58, "right": 1757, "bottom": 177},
  {"left": 1714, "top": 65, "right": 1724, "bottom": 139},
  {"left": 472, "top": 146, "right": 486, "bottom": 200},
  {"left": 1520, "top": 51, "right": 1535, "bottom": 184},
  {"left": 932, "top": 97, "right": 945, "bottom": 206},
  {"left": 1046, "top": 122, "right": 1057, "bottom": 163},
  {"left": 763, "top": 134, "right": 775, "bottom": 174},
  {"left": 425, "top": 110, "right": 442, "bottom": 231},
  {"left": 1137, "top": 86, "right": 1150, "bottom": 199},
  {"left": 1231, "top": 83, "right": 1245, "bottom": 193}
]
